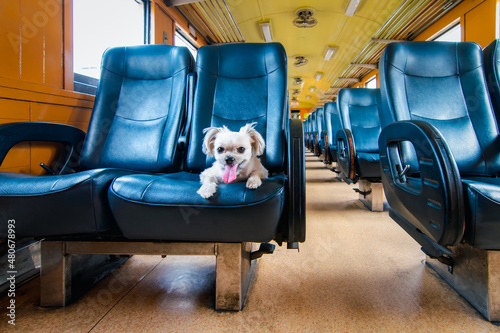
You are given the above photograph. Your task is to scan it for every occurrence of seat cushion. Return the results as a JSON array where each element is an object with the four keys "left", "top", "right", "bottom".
[
  {"left": 357, "top": 152, "right": 381, "bottom": 178},
  {"left": 462, "top": 177, "right": 500, "bottom": 249},
  {"left": 108, "top": 172, "right": 285, "bottom": 242},
  {"left": 0, "top": 169, "right": 134, "bottom": 237}
]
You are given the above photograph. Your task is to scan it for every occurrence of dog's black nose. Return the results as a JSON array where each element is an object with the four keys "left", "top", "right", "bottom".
[{"left": 225, "top": 156, "right": 235, "bottom": 165}]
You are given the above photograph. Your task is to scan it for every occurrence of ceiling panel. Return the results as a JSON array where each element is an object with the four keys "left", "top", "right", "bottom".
[{"left": 174, "top": 0, "right": 464, "bottom": 110}]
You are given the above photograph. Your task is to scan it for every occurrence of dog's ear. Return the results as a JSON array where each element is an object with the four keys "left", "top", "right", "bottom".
[
  {"left": 240, "top": 123, "right": 265, "bottom": 156},
  {"left": 202, "top": 127, "right": 221, "bottom": 156}
]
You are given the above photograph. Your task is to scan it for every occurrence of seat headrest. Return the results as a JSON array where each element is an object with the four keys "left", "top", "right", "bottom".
[
  {"left": 383, "top": 41, "right": 483, "bottom": 78},
  {"left": 338, "top": 88, "right": 381, "bottom": 107},
  {"left": 196, "top": 43, "right": 286, "bottom": 78},
  {"left": 101, "top": 45, "right": 193, "bottom": 80},
  {"left": 324, "top": 102, "right": 338, "bottom": 114}
]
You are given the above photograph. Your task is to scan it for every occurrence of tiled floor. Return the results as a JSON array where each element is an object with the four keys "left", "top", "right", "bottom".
[{"left": 2, "top": 152, "right": 500, "bottom": 332}]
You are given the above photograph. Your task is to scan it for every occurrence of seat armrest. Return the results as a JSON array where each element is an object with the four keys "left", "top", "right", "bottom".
[
  {"left": 286, "top": 118, "right": 306, "bottom": 244},
  {"left": 0, "top": 122, "right": 86, "bottom": 174},
  {"left": 335, "top": 128, "right": 356, "bottom": 183},
  {"left": 378, "top": 120, "right": 465, "bottom": 255}
]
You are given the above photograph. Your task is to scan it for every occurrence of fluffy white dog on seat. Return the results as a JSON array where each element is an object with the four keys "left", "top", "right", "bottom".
[{"left": 197, "top": 123, "right": 268, "bottom": 199}]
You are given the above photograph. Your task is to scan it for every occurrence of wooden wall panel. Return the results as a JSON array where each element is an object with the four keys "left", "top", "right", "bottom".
[
  {"left": 154, "top": 3, "right": 175, "bottom": 45},
  {"left": 29, "top": 102, "right": 92, "bottom": 175},
  {"left": 464, "top": 0, "right": 497, "bottom": 47},
  {"left": 31, "top": 103, "right": 92, "bottom": 129},
  {"left": 0, "top": 99, "right": 31, "bottom": 173},
  {"left": 1, "top": 0, "right": 65, "bottom": 88},
  {"left": 1, "top": 1, "right": 22, "bottom": 80},
  {"left": 0, "top": 95, "right": 93, "bottom": 175}
]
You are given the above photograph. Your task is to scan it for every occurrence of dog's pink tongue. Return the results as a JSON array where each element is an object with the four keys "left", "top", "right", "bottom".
[{"left": 223, "top": 164, "right": 238, "bottom": 183}]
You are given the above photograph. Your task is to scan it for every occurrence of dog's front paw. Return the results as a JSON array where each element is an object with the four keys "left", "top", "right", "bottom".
[
  {"left": 197, "top": 184, "right": 217, "bottom": 198},
  {"left": 246, "top": 176, "right": 262, "bottom": 189}
]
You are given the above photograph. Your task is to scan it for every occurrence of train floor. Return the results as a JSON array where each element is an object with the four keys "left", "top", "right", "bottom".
[{"left": 1, "top": 152, "right": 500, "bottom": 332}]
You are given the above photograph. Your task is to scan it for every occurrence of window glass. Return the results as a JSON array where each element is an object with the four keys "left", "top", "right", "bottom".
[
  {"left": 73, "top": 0, "right": 145, "bottom": 93},
  {"left": 365, "top": 76, "right": 377, "bottom": 89},
  {"left": 433, "top": 24, "right": 461, "bottom": 42},
  {"left": 175, "top": 29, "right": 198, "bottom": 59}
]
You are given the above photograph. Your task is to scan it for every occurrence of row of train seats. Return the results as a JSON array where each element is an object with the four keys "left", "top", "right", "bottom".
[
  {"left": 304, "top": 86, "right": 384, "bottom": 211},
  {"left": 305, "top": 39, "right": 500, "bottom": 321},
  {"left": 0, "top": 43, "right": 305, "bottom": 310}
]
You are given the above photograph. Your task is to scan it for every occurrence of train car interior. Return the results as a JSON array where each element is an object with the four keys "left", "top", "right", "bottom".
[{"left": 2, "top": 0, "right": 500, "bottom": 331}]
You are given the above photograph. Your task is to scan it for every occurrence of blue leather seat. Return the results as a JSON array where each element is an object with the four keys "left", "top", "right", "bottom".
[
  {"left": 484, "top": 39, "right": 500, "bottom": 119},
  {"left": 336, "top": 88, "right": 382, "bottom": 183},
  {"left": 314, "top": 107, "right": 325, "bottom": 157},
  {"left": 308, "top": 111, "right": 317, "bottom": 152},
  {"left": 304, "top": 116, "right": 311, "bottom": 149},
  {"left": 323, "top": 102, "right": 342, "bottom": 164},
  {"left": 0, "top": 45, "right": 194, "bottom": 237},
  {"left": 108, "top": 43, "right": 305, "bottom": 245},
  {"left": 378, "top": 41, "right": 500, "bottom": 256}
]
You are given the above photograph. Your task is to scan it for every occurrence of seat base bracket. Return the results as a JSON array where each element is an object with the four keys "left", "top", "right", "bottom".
[{"left": 426, "top": 242, "right": 500, "bottom": 321}]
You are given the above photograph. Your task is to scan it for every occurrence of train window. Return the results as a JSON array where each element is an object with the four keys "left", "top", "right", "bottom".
[
  {"left": 73, "top": 0, "right": 147, "bottom": 94},
  {"left": 174, "top": 29, "right": 198, "bottom": 59},
  {"left": 433, "top": 23, "right": 461, "bottom": 42},
  {"left": 365, "top": 76, "right": 377, "bottom": 89}
]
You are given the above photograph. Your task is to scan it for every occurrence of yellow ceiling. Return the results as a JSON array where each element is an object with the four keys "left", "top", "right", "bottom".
[{"left": 224, "top": 0, "right": 406, "bottom": 108}]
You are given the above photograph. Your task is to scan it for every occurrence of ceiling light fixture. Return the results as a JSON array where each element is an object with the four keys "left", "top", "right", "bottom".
[
  {"left": 315, "top": 72, "right": 323, "bottom": 81},
  {"left": 345, "top": 0, "right": 361, "bottom": 16},
  {"left": 309, "top": 86, "right": 316, "bottom": 93},
  {"left": 324, "top": 46, "right": 336, "bottom": 61},
  {"left": 259, "top": 19, "right": 272, "bottom": 42}
]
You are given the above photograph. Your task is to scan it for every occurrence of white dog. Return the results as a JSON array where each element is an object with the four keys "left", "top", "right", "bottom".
[{"left": 197, "top": 123, "right": 269, "bottom": 199}]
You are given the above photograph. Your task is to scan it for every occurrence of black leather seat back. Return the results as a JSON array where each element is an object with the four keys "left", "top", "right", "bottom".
[
  {"left": 380, "top": 42, "right": 500, "bottom": 176},
  {"left": 187, "top": 43, "right": 288, "bottom": 173},
  {"left": 337, "top": 88, "right": 382, "bottom": 154},
  {"left": 80, "top": 45, "right": 194, "bottom": 172}
]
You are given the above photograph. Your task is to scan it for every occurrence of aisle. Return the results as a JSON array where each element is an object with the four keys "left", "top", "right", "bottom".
[{"left": 0, "top": 153, "right": 498, "bottom": 332}]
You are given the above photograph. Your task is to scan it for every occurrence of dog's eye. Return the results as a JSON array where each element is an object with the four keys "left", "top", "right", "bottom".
[
  {"left": 237, "top": 147, "right": 245, "bottom": 154},
  {"left": 217, "top": 147, "right": 225, "bottom": 154}
]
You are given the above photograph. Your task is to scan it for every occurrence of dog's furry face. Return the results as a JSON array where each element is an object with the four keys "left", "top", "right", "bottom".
[
  {"left": 202, "top": 123, "right": 265, "bottom": 172},
  {"left": 197, "top": 123, "right": 268, "bottom": 198}
]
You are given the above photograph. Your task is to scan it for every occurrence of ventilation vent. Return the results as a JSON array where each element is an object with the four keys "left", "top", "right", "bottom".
[
  {"left": 293, "top": 8, "right": 317, "bottom": 28},
  {"left": 293, "top": 77, "right": 304, "bottom": 85},
  {"left": 293, "top": 55, "right": 309, "bottom": 67}
]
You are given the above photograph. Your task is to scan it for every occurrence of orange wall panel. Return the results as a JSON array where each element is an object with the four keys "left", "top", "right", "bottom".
[
  {"left": 19, "top": 0, "right": 46, "bottom": 85},
  {"left": 0, "top": 99, "right": 31, "bottom": 172},
  {"left": 0, "top": 99, "right": 30, "bottom": 120},
  {"left": 1, "top": 0, "right": 22, "bottom": 80},
  {"left": 20, "top": 0, "right": 64, "bottom": 87},
  {"left": 0, "top": 118, "right": 31, "bottom": 174},
  {"left": 30, "top": 142, "right": 64, "bottom": 175},
  {"left": 31, "top": 102, "right": 92, "bottom": 127},
  {"left": 29, "top": 102, "right": 92, "bottom": 174},
  {"left": 43, "top": 0, "right": 65, "bottom": 88},
  {"left": 0, "top": 143, "right": 31, "bottom": 174},
  {"left": 464, "top": 0, "right": 497, "bottom": 47},
  {"left": 154, "top": 3, "right": 175, "bottom": 45},
  {"left": 1, "top": 0, "right": 65, "bottom": 88}
]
